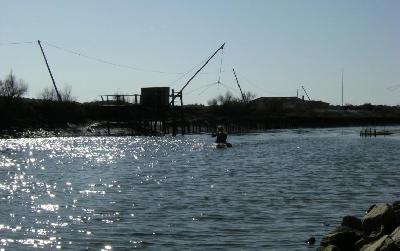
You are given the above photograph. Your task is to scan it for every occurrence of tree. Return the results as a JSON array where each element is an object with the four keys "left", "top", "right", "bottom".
[
  {"left": 207, "top": 91, "right": 256, "bottom": 106},
  {"left": 0, "top": 71, "right": 28, "bottom": 98},
  {"left": 40, "top": 86, "right": 56, "bottom": 100},
  {"left": 61, "top": 84, "right": 74, "bottom": 102},
  {"left": 39, "top": 84, "right": 75, "bottom": 102},
  {"left": 207, "top": 98, "right": 218, "bottom": 106},
  {"left": 243, "top": 91, "right": 257, "bottom": 103}
]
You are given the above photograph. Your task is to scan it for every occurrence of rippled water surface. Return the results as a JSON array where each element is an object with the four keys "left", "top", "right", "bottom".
[{"left": 1, "top": 127, "right": 400, "bottom": 250}]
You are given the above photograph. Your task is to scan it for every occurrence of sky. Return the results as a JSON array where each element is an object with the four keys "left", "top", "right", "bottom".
[{"left": 1, "top": 0, "right": 399, "bottom": 105}]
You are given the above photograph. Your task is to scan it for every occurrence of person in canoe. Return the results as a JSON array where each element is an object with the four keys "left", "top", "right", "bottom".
[{"left": 212, "top": 125, "right": 231, "bottom": 147}]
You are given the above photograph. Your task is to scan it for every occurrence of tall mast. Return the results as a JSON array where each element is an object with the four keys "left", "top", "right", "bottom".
[{"left": 38, "top": 40, "right": 62, "bottom": 101}]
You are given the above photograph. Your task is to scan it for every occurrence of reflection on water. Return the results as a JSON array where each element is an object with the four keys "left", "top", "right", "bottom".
[{"left": 1, "top": 127, "right": 400, "bottom": 250}]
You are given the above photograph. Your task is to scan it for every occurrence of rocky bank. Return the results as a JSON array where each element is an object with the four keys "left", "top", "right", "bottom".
[{"left": 319, "top": 202, "right": 400, "bottom": 251}]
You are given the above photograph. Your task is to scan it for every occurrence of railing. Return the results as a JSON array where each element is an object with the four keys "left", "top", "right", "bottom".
[{"left": 100, "top": 94, "right": 141, "bottom": 105}]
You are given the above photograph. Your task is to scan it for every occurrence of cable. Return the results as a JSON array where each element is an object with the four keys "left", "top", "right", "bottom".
[
  {"left": 42, "top": 41, "right": 185, "bottom": 75},
  {"left": 0, "top": 41, "right": 34, "bottom": 46},
  {"left": 169, "top": 49, "right": 225, "bottom": 90},
  {"left": 169, "top": 56, "right": 209, "bottom": 89},
  {"left": 185, "top": 82, "right": 217, "bottom": 95},
  {"left": 1, "top": 39, "right": 224, "bottom": 93},
  {"left": 220, "top": 82, "right": 240, "bottom": 95},
  {"left": 387, "top": 84, "right": 400, "bottom": 92},
  {"left": 41, "top": 40, "right": 221, "bottom": 90},
  {"left": 239, "top": 72, "right": 285, "bottom": 96},
  {"left": 198, "top": 83, "right": 218, "bottom": 96},
  {"left": 217, "top": 48, "right": 224, "bottom": 83}
]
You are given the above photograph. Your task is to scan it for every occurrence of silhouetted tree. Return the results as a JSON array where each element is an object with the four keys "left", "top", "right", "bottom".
[
  {"left": 219, "top": 91, "right": 236, "bottom": 104},
  {"left": 40, "top": 86, "right": 56, "bottom": 100},
  {"left": 40, "top": 84, "right": 75, "bottom": 102},
  {"left": 0, "top": 71, "right": 28, "bottom": 98},
  {"left": 207, "top": 91, "right": 256, "bottom": 106},
  {"left": 243, "top": 91, "right": 257, "bottom": 103},
  {"left": 207, "top": 98, "right": 218, "bottom": 106},
  {"left": 61, "top": 84, "right": 75, "bottom": 102}
]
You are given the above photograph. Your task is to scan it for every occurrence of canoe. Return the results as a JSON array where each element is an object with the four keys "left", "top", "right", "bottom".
[{"left": 214, "top": 142, "right": 232, "bottom": 148}]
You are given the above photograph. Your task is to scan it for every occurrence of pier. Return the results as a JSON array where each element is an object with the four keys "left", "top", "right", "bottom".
[{"left": 360, "top": 128, "right": 392, "bottom": 137}]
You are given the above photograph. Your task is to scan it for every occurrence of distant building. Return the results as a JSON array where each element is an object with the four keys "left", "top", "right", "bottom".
[{"left": 250, "top": 97, "right": 329, "bottom": 110}]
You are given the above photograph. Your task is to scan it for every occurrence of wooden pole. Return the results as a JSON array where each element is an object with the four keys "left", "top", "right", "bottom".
[
  {"left": 170, "top": 43, "right": 225, "bottom": 105},
  {"left": 37, "top": 40, "right": 62, "bottom": 102}
]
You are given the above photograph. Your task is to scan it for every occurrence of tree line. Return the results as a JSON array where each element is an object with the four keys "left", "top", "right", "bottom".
[
  {"left": 207, "top": 91, "right": 257, "bottom": 106},
  {"left": 0, "top": 71, "right": 75, "bottom": 101}
]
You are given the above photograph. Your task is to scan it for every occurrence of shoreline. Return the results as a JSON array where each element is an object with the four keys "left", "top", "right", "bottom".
[
  {"left": 2, "top": 122, "right": 400, "bottom": 139},
  {"left": 3, "top": 97, "right": 400, "bottom": 139}
]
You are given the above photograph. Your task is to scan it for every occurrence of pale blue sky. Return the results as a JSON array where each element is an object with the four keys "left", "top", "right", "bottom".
[{"left": 1, "top": 0, "right": 399, "bottom": 105}]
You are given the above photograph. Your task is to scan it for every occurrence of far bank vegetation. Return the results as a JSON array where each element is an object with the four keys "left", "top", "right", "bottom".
[{"left": 207, "top": 91, "right": 256, "bottom": 106}]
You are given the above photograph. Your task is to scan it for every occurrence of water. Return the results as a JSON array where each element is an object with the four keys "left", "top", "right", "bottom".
[{"left": 1, "top": 127, "right": 400, "bottom": 250}]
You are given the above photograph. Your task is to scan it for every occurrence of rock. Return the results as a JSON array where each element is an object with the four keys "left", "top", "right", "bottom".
[
  {"left": 393, "top": 202, "right": 400, "bottom": 226},
  {"left": 359, "top": 234, "right": 400, "bottom": 251},
  {"left": 393, "top": 201, "right": 400, "bottom": 211},
  {"left": 380, "top": 238, "right": 399, "bottom": 251},
  {"left": 368, "top": 204, "right": 377, "bottom": 213},
  {"left": 390, "top": 227, "right": 400, "bottom": 245},
  {"left": 305, "top": 236, "right": 315, "bottom": 245},
  {"left": 342, "top": 215, "right": 362, "bottom": 231},
  {"left": 361, "top": 235, "right": 388, "bottom": 251},
  {"left": 320, "top": 203, "right": 400, "bottom": 251},
  {"left": 320, "top": 225, "right": 362, "bottom": 250},
  {"left": 355, "top": 238, "right": 368, "bottom": 250},
  {"left": 320, "top": 244, "right": 340, "bottom": 251},
  {"left": 362, "top": 203, "right": 396, "bottom": 235},
  {"left": 367, "top": 225, "right": 387, "bottom": 241}
]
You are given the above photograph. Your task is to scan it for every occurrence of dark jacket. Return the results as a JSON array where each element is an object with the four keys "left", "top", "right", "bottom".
[{"left": 212, "top": 131, "right": 227, "bottom": 143}]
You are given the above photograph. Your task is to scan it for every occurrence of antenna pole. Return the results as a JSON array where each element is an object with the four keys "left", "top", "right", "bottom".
[
  {"left": 37, "top": 40, "right": 62, "bottom": 102},
  {"left": 232, "top": 68, "right": 246, "bottom": 102}
]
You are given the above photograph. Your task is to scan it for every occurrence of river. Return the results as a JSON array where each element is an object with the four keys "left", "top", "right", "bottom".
[{"left": 1, "top": 127, "right": 399, "bottom": 250}]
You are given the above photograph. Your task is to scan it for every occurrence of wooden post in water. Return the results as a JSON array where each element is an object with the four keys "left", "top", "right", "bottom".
[
  {"left": 171, "top": 89, "right": 177, "bottom": 136},
  {"left": 180, "top": 94, "right": 185, "bottom": 135},
  {"left": 162, "top": 121, "right": 166, "bottom": 135}
]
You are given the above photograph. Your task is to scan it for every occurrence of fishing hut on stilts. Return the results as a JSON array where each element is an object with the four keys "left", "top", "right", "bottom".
[{"left": 99, "top": 43, "right": 225, "bottom": 136}]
